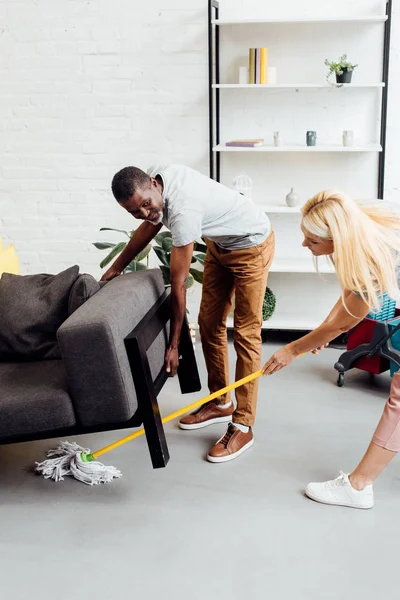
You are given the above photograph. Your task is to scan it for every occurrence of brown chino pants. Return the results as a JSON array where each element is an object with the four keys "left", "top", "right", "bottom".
[{"left": 198, "top": 232, "right": 275, "bottom": 427}]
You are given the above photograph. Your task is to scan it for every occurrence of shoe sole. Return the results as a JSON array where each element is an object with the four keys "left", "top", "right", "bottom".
[
  {"left": 304, "top": 489, "right": 374, "bottom": 510},
  {"left": 179, "top": 415, "right": 232, "bottom": 430},
  {"left": 206, "top": 438, "right": 254, "bottom": 463}
]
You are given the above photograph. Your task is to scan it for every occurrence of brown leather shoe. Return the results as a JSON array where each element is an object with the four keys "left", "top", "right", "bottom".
[
  {"left": 179, "top": 401, "right": 233, "bottom": 430},
  {"left": 207, "top": 423, "right": 254, "bottom": 463}
]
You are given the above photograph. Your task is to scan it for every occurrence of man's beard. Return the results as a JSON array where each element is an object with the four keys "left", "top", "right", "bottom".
[{"left": 147, "top": 210, "right": 163, "bottom": 226}]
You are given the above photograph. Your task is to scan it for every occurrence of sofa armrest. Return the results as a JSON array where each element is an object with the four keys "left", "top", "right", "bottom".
[{"left": 57, "top": 269, "right": 168, "bottom": 427}]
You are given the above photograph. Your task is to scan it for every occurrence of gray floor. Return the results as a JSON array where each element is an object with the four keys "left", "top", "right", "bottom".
[{"left": 1, "top": 339, "right": 399, "bottom": 600}]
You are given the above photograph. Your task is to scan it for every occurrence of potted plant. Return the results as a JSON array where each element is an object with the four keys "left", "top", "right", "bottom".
[
  {"left": 324, "top": 54, "right": 358, "bottom": 85},
  {"left": 94, "top": 228, "right": 206, "bottom": 288}
]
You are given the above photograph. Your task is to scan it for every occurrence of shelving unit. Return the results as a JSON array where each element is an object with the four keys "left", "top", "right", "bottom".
[
  {"left": 207, "top": 0, "right": 393, "bottom": 331},
  {"left": 226, "top": 315, "right": 325, "bottom": 331},
  {"left": 214, "top": 83, "right": 385, "bottom": 89},
  {"left": 212, "top": 16, "right": 388, "bottom": 25},
  {"left": 270, "top": 258, "right": 334, "bottom": 274},
  {"left": 214, "top": 144, "right": 382, "bottom": 153}
]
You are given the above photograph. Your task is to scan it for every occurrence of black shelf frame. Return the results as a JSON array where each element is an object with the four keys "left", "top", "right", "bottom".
[{"left": 208, "top": 0, "right": 392, "bottom": 199}]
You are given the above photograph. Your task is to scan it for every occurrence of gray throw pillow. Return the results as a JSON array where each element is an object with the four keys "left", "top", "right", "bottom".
[
  {"left": 68, "top": 274, "right": 101, "bottom": 316},
  {"left": 0, "top": 265, "right": 79, "bottom": 361}
]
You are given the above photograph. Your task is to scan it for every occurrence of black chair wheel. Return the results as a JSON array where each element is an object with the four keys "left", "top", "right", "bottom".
[{"left": 337, "top": 372, "right": 345, "bottom": 387}]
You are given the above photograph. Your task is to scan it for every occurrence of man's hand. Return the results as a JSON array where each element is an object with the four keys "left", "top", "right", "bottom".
[
  {"left": 165, "top": 345, "right": 179, "bottom": 377},
  {"left": 262, "top": 345, "right": 297, "bottom": 376},
  {"left": 100, "top": 266, "right": 122, "bottom": 282}
]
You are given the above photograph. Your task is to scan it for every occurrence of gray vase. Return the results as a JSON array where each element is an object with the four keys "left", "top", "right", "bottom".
[
  {"left": 306, "top": 131, "right": 317, "bottom": 146},
  {"left": 285, "top": 187, "right": 300, "bottom": 207}
]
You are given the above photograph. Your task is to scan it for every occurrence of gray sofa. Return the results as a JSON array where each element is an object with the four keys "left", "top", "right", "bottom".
[{"left": 0, "top": 269, "right": 201, "bottom": 468}]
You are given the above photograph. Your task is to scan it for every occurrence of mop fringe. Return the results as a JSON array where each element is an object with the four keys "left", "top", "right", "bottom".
[{"left": 35, "top": 441, "right": 122, "bottom": 485}]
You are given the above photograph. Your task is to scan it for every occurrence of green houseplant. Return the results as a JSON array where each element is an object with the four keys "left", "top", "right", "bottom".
[
  {"left": 152, "top": 231, "right": 206, "bottom": 288},
  {"left": 93, "top": 228, "right": 152, "bottom": 273},
  {"left": 324, "top": 54, "right": 358, "bottom": 85},
  {"left": 94, "top": 228, "right": 206, "bottom": 288}
]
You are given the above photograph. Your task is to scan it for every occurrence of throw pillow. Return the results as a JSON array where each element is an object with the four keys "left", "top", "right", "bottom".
[
  {"left": 0, "top": 265, "right": 79, "bottom": 361},
  {"left": 68, "top": 273, "right": 101, "bottom": 316}
]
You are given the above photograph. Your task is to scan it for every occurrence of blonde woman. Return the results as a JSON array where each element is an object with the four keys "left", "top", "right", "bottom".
[{"left": 262, "top": 190, "right": 400, "bottom": 509}]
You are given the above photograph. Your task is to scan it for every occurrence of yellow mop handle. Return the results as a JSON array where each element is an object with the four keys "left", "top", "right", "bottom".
[{"left": 92, "top": 369, "right": 263, "bottom": 459}]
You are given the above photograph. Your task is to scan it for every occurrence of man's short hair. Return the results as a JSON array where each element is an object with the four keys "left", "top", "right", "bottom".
[{"left": 111, "top": 167, "right": 151, "bottom": 203}]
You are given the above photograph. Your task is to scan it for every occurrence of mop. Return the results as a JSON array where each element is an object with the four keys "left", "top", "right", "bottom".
[{"left": 35, "top": 369, "right": 264, "bottom": 485}]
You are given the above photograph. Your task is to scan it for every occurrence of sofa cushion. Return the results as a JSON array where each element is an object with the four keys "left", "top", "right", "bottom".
[
  {"left": 0, "top": 361, "right": 76, "bottom": 439},
  {"left": 0, "top": 265, "right": 79, "bottom": 361},
  {"left": 68, "top": 273, "right": 101, "bottom": 316}
]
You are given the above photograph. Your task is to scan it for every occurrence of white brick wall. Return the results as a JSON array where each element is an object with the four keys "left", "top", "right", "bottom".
[
  {"left": 0, "top": 0, "right": 399, "bottom": 282},
  {"left": 0, "top": 0, "right": 208, "bottom": 276}
]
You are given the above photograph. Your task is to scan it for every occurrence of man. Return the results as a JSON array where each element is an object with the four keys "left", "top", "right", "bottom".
[{"left": 102, "top": 164, "right": 275, "bottom": 462}]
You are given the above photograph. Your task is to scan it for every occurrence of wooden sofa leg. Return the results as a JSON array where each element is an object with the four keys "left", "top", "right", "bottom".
[
  {"left": 125, "top": 337, "right": 170, "bottom": 469},
  {"left": 178, "top": 316, "right": 202, "bottom": 394}
]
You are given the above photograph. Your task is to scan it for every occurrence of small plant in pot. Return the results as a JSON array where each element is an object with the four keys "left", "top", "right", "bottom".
[{"left": 324, "top": 54, "right": 358, "bottom": 85}]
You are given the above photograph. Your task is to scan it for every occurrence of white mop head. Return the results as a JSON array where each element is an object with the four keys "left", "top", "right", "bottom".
[{"left": 35, "top": 441, "right": 122, "bottom": 485}]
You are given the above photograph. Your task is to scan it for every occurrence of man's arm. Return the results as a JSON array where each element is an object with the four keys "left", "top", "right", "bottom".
[
  {"left": 164, "top": 243, "right": 194, "bottom": 376},
  {"left": 101, "top": 221, "right": 162, "bottom": 281}
]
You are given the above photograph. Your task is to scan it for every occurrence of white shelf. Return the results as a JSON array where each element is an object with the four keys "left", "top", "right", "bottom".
[
  {"left": 213, "top": 16, "right": 388, "bottom": 25},
  {"left": 226, "top": 315, "right": 321, "bottom": 331},
  {"left": 257, "top": 204, "right": 301, "bottom": 214},
  {"left": 214, "top": 144, "right": 382, "bottom": 153},
  {"left": 270, "top": 258, "right": 335, "bottom": 274},
  {"left": 214, "top": 83, "right": 385, "bottom": 89}
]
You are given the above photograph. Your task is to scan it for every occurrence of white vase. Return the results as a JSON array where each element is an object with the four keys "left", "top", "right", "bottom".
[
  {"left": 285, "top": 188, "right": 300, "bottom": 207},
  {"left": 342, "top": 130, "right": 354, "bottom": 147},
  {"left": 273, "top": 132, "right": 281, "bottom": 146},
  {"left": 232, "top": 173, "right": 252, "bottom": 198}
]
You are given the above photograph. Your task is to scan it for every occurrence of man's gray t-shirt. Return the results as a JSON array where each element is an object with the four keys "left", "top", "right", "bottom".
[{"left": 146, "top": 164, "right": 271, "bottom": 250}]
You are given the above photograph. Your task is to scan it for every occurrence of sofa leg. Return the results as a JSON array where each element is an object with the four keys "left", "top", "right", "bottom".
[
  {"left": 125, "top": 337, "right": 170, "bottom": 469},
  {"left": 178, "top": 316, "right": 202, "bottom": 394}
]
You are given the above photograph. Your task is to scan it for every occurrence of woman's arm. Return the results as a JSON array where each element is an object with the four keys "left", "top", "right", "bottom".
[{"left": 263, "top": 291, "right": 370, "bottom": 375}]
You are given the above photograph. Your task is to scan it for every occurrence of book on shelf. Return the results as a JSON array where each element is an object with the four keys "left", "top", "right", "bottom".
[
  {"left": 248, "top": 47, "right": 268, "bottom": 84},
  {"left": 225, "top": 139, "right": 264, "bottom": 147},
  {"left": 249, "top": 48, "right": 255, "bottom": 84}
]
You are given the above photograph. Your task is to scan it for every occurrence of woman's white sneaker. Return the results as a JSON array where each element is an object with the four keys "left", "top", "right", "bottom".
[{"left": 305, "top": 471, "right": 374, "bottom": 509}]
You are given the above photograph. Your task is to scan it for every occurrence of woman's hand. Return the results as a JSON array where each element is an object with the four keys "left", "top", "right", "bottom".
[
  {"left": 262, "top": 345, "right": 297, "bottom": 376},
  {"left": 311, "top": 343, "right": 329, "bottom": 355}
]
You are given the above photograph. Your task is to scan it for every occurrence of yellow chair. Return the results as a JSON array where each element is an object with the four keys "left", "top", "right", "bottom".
[{"left": 0, "top": 237, "right": 20, "bottom": 277}]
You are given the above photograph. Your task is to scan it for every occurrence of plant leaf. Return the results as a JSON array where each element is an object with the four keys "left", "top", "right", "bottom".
[
  {"left": 100, "top": 227, "right": 131, "bottom": 238},
  {"left": 93, "top": 242, "right": 116, "bottom": 250},
  {"left": 194, "top": 252, "right": 206, "bottom": 265},
  {"left": 159, "top": 265, "right": 171, "bottom": 285},
  {"left": 162, "top": 237, "right": 173, "bottom": 253},
  {"left": 135, "top": 244, "right": 152, "bottom": 262},
  {"left": 153, "top": 246, "right": 170, "bottom": 267},
  {"left": 135, "top": 262, "right": 148, "bottom": 271},
  {"left": 186, "top": 273, "right": 194, "bottom": 289},
  {"left": 124, "top": 260, "right": 148, "bottom": 273},
  {"left": 154, "top": 231, "right": 172, "bottom": 245},
  {"left": 189, "top": 268, "right": 203, "bottom": 284},
  {"left": 100, "top": 242, "right": 127, "bottom": 268}
]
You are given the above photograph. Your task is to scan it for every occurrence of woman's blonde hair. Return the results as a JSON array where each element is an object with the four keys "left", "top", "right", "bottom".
[{"left": 301, "top": 190, "right": 400, "bottom": 311}]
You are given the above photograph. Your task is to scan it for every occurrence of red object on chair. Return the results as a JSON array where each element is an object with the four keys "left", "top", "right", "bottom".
[{"left": 346, "top": 318, "right": 390, "bottom": 374}]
